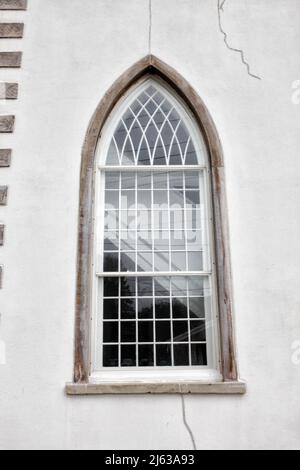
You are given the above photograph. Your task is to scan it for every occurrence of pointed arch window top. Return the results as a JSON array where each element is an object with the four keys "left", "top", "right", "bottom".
[{"left": 106, "top": 81, "right": 204, "bottom": 167}]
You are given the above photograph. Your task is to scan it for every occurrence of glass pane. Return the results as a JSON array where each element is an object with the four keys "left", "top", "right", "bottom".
[
  {"left": 104, "top": 232, "right": 119, "bottom": 251},
  {"left": 104, "top": 252, "right": 119, "bottom": 272},
  {"left": 121, "top": 345, "right": 136, "bottom": 367},
  {"left": 170, "top": 172, "right": 184, "bottom": 189},
  {"left": 120, "top": 231, "right": 136, "bottom": 251},
  {"left": 174, "top": 344, "right": 189, "bottom": 366},
  {"left": 189, "top": 297, "right": 206, "bottom": 319},
  {"left": 188, "top": 251, "right": 203, "bottom": 271},
  {"left": 105, "top": 172, "right": 120, "bottom": 189},
  {"left": 121, "top": 172, "right": 136, "bottom": 189},
  {"left": 155, "top": 299, "right": 171, "bottom": 319},
  {"left": 171, "top": 277, "right": 188, "bottom": 297},
  {"left": 153, "top": 172, "right": 168, "bottom": 189},
  {"left": 103, "top": 345, "right": 119, "bottom": 367},
  {"left": 104, "top": 278, "right": 119, "bottom": 297},
  {"left": 185, "top": 171, "right": 199, "bottom": 189},
  {"left": 121, "top": 298, "right": 136, "bottom": 319},
  {"left": 139, "top": 345, "right": 154, "bottom": 367},
  {"left": 153, "top": 190, "right": 168, "bottom": 206},
  {"left": 173, "top": 321, "right": 189, "bottom": 342},
  {"left": 105, "top": 191, "right": 119, "bottom": 210},
  {"left": 137, "top": 231, "right": 152, "bottom": 251},
  {"left": 121, "top": 277, "right": 136, "bottom": 297},
  {"left": 138, "top": 298, "right": 153, "bottom": 319},
  {"left": 137, "top": 252, "right": 153, "bottom": 272},
  {"left": 153, "top": 211, "right": 169, "bottom": 230},
  {"left": 170, "top": 190, "right": 184, "bottom": 208},
  {"left": 138, "top": 277, "right": 153, "bottom": 297},
  {"left": 121, "top": 322, "right": 136, "bottom": 343},
  {"left": 137, "top": 211, "right": 152, "bottom": 230},
  {"left": 156, "top": 321, "right": 171, "bottom": 342},
  {"left": 155, "top": 278, "right": 170, "bottom": 296},
  {"left": 188, "top": 277, "right": 205, "bottom": 297},
  {"left": 154, "top": 252, "right": 170, "bottom": 271},
  {"left": 139, "top": 322, "right": 154, "bottom": 343},
  {"left": 191, "top": 344, "right": 207, "bottom": 366},
  {"left": 103, "top": 322, "right": 119, "bottom": 343},
  {"left": 186, "top": 190, "right": 200, "bottom": 207},
  {"left": 154, "top": 234, "right": 169, "bottom": 251},
  {"left": 120, "top": 253, "right": 136, "bottom": 272},
  {"left": 138, "top": 190, "right": 151, "bottom": 208},
  {"left": 190, "top": 320, "right": 206, "bottom": 342},
  {"left": 171, "top": 231, "right": 186, "bottom": 250},
  {"left": 121, "top": 190, "right": 135, "bottom": 209},
  {"left": 104, "top": 299, "right": 118, "bottom": 320},
  {"left": 137, "top": 172, "right": 152, "bottom": 189},
  {"left": 172, "top": 298, "right": 188, "bottom": 318},
  {"left": 156, "top": 344, "right": 172, "bottom": 366},
  {"left": 171, "top": 252, "right": 187, "bottom": 271}
]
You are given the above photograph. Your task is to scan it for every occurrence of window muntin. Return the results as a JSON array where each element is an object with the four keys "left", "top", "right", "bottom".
[{"left": 94, "top": 80, "right": 219, "bottom": 373}]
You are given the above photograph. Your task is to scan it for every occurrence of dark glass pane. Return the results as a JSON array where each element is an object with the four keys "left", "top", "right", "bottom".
[
  {"left": 138, "top": 345, "right": 154, "bottom": 367},
  {"left": 186, "top": 190, "right": 200, "bottom": 207},
  {"left": 161, "top": 122, "right": 173, "bottom": 157},
  {"left": 114, "top": 122, "right": 127, "bottom": 155},
  {"left": 155, "top": 299, "right": 171, "bottom": 319},
  {"left": 121, "top": 345, "right": 136, "bottom": 367},
  {"left": 156, "top": 344, "right": 172, "bottom": 366},
  {"left": 190, "top": 320, "right": 206, "bottom": 342},
  {"left": 185, "top": 171, "right": 199, "bottom": 189},
  {"left": 105, "top": 172, "right": 120, "bottom": 189},
  {"left": 138, "top": 298, "right": 153, "bottom": 319},
  {"left": 156, "top": 321, "right": 171, "bottom": 342},
  {"left": 103, "top": 322, "right": 118, "bottom": 343},
  {"left": 104, "top": 299, "right": 118, "bottom": 320},
  {"left": 145, "top": 100, "right": 157, "bottom": 116},
  {"left": 189, "top": 297, "right": 205, "bottom": 319},
  {"left": 120, "top": 253, "right": 136, "bottom": 272},
  {"left": 121, "top": 321, "right": 136, "bottom": 343},
  {"left": 177, "top": 124, "right": 189, "bottom": 158},
  {"left": 172, "top": 298, "right": 188, "bottom": 318},
  {"left": 191, "top": 344, "right": 207, "bottom": 366},
  {"left": 104, "top": 278, "right": 119, "bottom": 297},
  {"left": 155, "top": 278, "right": 170, "bottom": 296},
  {"left": 131, "top": 125, "right": 143, "bottom": 154},
  {"left": 123, "top": 109, "right": 135, "bottom": 129},
  {"left": 139, "top": 322, "right": 154, "bottom": 343},
  {"left": 174, "top": 344, "right": 189, "bottom": 366},
  {"left": 138, "top": 277, "right": 153, "bottom": 297},
  {"left": 173, "top": 321, "right": 189, "bottom": 342},
  {"left": 137, "top": 172, "right": 152, "bottom": 189},
  {"left": 171, "top": 277, "right": 187, "bottom": 297},
  {"left": 121, "top": 172, "right": 136, "bottom": 189},
  {"left": 153, "top": 110, "right": 165, "bottom": 129},
  {"left": 104, "top": 252, "right": 119, "bottom": 272},
  {"left": 103, "top": 345, "right": 119, "bottom": 367},
  {"left": 145, "top": 123, "right": 158, "bottom": 158},
  {"left": 153, "top": 172, "right": 168, "bottom": 189},
  {"left": 121, "top": 277, "right": 136, "bottom": 297},
  {"left": 121, "top": 298, "right": 136, "bottom": 319},
  {"left": 169, "top": 109, "right": 180, "bottom": 130},
  {"left": 122, "top": 138, "right": 135, "bottom": 165},
  {"left": 104, "top": 232, "right": 119, "bottom": 251}
]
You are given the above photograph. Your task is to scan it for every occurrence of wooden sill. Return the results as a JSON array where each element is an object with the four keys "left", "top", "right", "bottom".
[{"left": 65, "top": 381, "right": 246, "bottom": 395}]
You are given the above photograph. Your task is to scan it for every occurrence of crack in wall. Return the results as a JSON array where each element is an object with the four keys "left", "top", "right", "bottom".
[
  {"left": 148, "top": 0, "right": 152, "bottom": 55},
  {"left": 217, "top": 0, "right": 262, "bottom": 80},
  {"left": 181, "top": 396, "right": 197, "bottom": 451}
]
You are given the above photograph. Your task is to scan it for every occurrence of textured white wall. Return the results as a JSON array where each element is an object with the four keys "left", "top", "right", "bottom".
[{"left": 0, "top": 0, "right": 300, "bottom": 450}]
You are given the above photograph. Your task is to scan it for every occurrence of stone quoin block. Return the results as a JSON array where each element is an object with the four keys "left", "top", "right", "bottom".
[
  {"left": 0, "top": 0, "right": 27, "bottom": 9},
  {"left": 0, "top": 150, "right": 12, "bottom": 167},
  {"left": 0, "top": 52, "right": 22, "bottom": 68},
  {"left": 0, "top": 225, "right": 4, "bottom": 246},
  {"left": 0, "top": 83, "right": 18, "bottom": 100},
  {"left": 0, "top": 116, "right": 15, "bottom": 133},
  {"left": 0, "top": 186, "right": 8, "bottom": 206},
  {"left": 0, "top": 23, "right": 24, "bottom": 38}
]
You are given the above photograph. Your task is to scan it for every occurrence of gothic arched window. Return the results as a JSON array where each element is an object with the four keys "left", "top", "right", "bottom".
[{"left": 68, "top": 57, "right": 245, "bottom": 395}]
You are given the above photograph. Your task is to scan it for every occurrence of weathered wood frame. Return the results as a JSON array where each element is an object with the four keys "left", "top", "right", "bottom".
[{"left": 73, "top": 55, "right": 239, "bottom": 390}]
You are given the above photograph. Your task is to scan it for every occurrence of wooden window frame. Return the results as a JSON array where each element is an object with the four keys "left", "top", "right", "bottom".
[{"left": 66, "top": 55, "right": 246, "bottom": 395}]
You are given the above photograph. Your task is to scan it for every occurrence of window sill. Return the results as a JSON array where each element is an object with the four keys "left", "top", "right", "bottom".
[{"left": 65, "top": 381, "right": 246, "bottom": 395}]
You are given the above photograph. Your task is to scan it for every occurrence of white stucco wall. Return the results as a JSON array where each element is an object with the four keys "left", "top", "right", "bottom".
[{"left": 0, "top": 0, "right": 300, "bottom": 450}]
